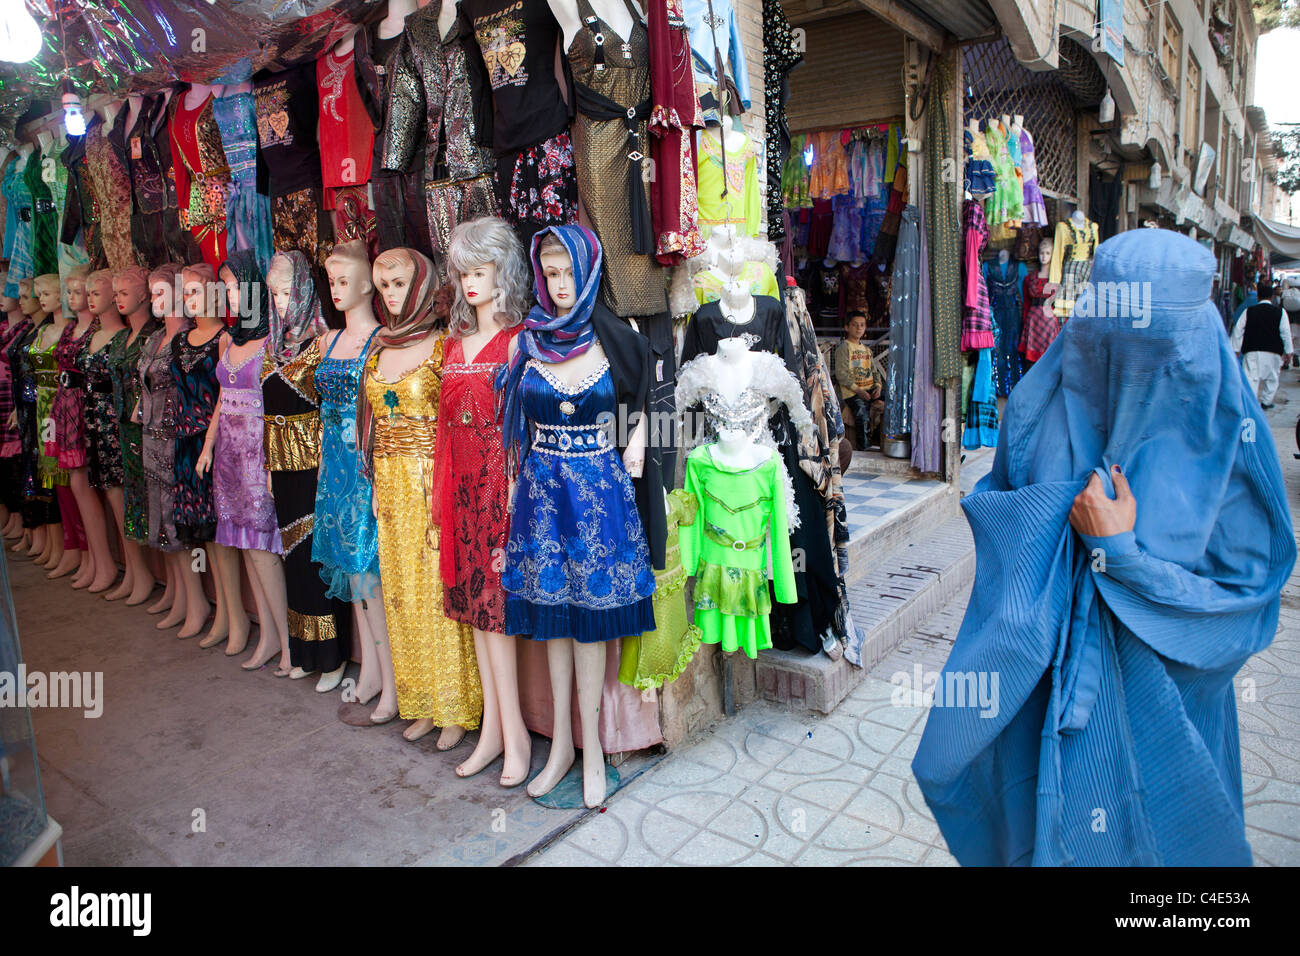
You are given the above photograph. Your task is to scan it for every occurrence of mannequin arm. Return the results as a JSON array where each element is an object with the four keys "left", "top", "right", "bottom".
[
  {"left": 195, "top": 335, "right": 228, "bottom": 477},
  {"left": 623, "top": 404, "right": 647, "bottom": 478}
]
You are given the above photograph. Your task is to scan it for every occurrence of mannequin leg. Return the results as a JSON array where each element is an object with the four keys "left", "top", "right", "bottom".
[
  {"left": 200, "top": 543, "right": 248, "bottom": 651},
  {"left": 45, "top": 527, "right": 72, "bottom": 576},
  {"left": 237, "top": 549, "right": 272, "bottom": 661},
  {"left": 69, "top": 469, "right": 116, "bottom": 592},
  {"left": 148, "top": 555, "right": 178, "bottom": 616},
  {"left": 174, "top": 551, "right": 210, "bottom": 639},
  {"left": 350, "top": 600, "right": 381, "bottom": 707},
  {"left": 242, "top": 549, "right": 290, "bottom": 674},
  {"left": 573, "top": 641, "right": 607, "bottom": 808},
  {"left": 456, "top": 630, "right": 530, "bottom": 786},
  {"left": 363, "top": 585, "right": 398, "bottom": 724},
  {"left": 103, "top": 488, "right": 137, "bottom": 602},
  {"left": 526, "top": 639, "right": 576, "bottom": 799}
]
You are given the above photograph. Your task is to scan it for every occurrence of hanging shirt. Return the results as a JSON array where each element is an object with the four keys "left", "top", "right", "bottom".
[
  {"left": 683, "top": 0, "right": 751, "bottom": 110},
  {"left": 255, "top": 61, "right": 323, "bottom": 197},
  {"left": 316, "top": 47, "right": 374, "bottom": 187},
  {"left": 696, "top": 128, "right": 760, "bottom": 237}
]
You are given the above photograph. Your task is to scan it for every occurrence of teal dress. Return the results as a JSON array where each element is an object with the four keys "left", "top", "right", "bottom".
[{"left": 311, "top": 329, "right": 382, "bottom": 602}]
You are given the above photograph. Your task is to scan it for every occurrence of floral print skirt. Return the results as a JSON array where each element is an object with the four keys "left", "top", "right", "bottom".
[{"left": 493, "top": 131, "right": 578, "bottom": 252}]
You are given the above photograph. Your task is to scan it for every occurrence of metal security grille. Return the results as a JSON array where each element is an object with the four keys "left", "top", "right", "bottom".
[{"left": 962, "top": 37, "right": 1079, "bottom": 201}]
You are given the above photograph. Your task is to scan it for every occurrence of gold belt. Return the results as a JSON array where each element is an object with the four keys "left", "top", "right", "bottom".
[
  {"left": 373, "top": 415, "right": 437, "bottom": 459},
  {"left": 264, "top": 411, "right": 321, "bottom": 472}
]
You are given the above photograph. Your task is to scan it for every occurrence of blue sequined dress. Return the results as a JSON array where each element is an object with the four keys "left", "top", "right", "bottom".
[
  {"left": 212, "top": 91, "right": 274, "bottom": 273},
  {"left": 312, "top": 328, "right": 381, "bottom": 602},
  {"left": 502, "top": 358, "right": 656, "bottom": 643}
]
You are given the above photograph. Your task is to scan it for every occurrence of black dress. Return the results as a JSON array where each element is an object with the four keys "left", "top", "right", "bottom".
[
  {"left": 170, "top": 329, "right": 221, "bottom": 548},
  {"left": 261, "top": 341, "right": 353, "bottom": 672}
]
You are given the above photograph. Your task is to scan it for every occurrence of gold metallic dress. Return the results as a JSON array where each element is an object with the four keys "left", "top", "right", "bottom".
[{"left": 364, "top": 338, "right": 482, "bottom": 726}]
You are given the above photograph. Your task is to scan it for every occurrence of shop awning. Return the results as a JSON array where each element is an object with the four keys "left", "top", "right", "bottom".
[
  {"left": 894, "top": 0, "right": 997, "bottom": 41},
  {"left": 1253, "top": 216, "right": 1300, "bottom": 260}
]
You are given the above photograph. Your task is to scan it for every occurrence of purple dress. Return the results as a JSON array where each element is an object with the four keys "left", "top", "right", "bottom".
[{"left": 214, "top": 340, "right": 282, "bottom": 553}]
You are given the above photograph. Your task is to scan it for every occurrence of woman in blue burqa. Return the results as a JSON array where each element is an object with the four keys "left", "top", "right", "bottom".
[{"left": 913, "top": 228, "right": 1294, "bottom": 865}]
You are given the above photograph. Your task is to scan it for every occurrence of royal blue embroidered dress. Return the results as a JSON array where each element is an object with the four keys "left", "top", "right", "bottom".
[
  {"left": 311, "top": 328, "right": 382, "bottom": 602},
  {"left": 502, "top": 358, "right": 656, "bottom": 643}
]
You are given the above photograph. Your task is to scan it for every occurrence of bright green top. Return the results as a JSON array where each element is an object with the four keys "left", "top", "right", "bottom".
[{"left": 681, "top": 443, "right": 795, "bottom": 659}]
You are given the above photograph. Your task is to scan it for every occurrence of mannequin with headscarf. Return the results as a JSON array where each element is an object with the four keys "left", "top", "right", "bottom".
[
  {"left": 261, "top": 251, "right": 348, "bottom": 693},
  {"left": 196, "top": 250, "right": 287, "bottom": 671},
  {"left": 497, "top": 224, "right": 660, "bottom": 808},
  {"left": 359, "top": 246, "right": 482, "bottom": 747},
  {"left": 100, "top": 266, "right": 161, "bottom": 606},
  {"left": 139, "top": 262, "right": 210, "bottom": 638},
  {"left": 437, "top": 216, "right": 531, "bottom": 785},
  {"left": 314, "top": 241, "right": 390, "bottom": 725}
]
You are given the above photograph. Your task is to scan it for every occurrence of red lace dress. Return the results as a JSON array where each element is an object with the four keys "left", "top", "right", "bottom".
[{"left": 435, "top": 326, "right": 518, "bottom": 633}]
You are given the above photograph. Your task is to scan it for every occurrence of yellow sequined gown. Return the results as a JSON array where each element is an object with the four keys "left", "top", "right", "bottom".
[{"left": 364, "top": 338, "right": 482, "bottom": 726}]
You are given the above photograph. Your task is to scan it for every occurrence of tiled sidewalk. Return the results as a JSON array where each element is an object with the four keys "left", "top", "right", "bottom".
[{"left": 839, "top": 470, "right": 943, "bottom": 539}]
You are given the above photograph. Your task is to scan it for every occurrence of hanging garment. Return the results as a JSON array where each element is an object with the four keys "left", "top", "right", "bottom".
[
  {"left": 1, "top": 158, "right": 18, "bottom": 259},
  {"left": 434, "top": 327, "right": 518, "bottom": 633},
  {"left": 26, "top": 148, "right": 58, "bottom": 278},
  {"left": 382, "top": 1, "right": 498, "bottom": 268},
  {"left": 927, "top": 60, "right": 960, "bottom": 385},
  {"left": 649, "top": 0, "right": 706, "bottom": 265},
  {"left": 885, "top": 205, "right": 920, "bottom": 438},
  {"left": 1049, "top": 217, "right": 1100, "bottom": 319},
  {"left": 1020, "top": 270, "right": 1060, "bottom": 362},
  {"left": 618, "top": 488, "right": 703, "bottom": 689},
  {"left": 982, "top": 258, "right": 1026, "bottom": 396},
  {"left": 312, "top": 327, "right": 382, "bottom": 603},
  {"left": 849, "top": 134, "right": 882, "bottom": 203},
  {"left": 364, "top": 339, "right": 482, "bottom": 724},
  {"left": 261, "top": 337, "right": 352, "bottom": 672},
  {"left": 805, "top": 197, "right": 833, "bottom": 258},
  {"left": 910, "top": 188, "right": 945, "bottom": 475},
  {"left": 781, "top": 133, "right": 811, "bottom": 209},
  {"left": 3, "top": 153, "right": 34, "bottom": 298},
  {"left": 1018, "top": 126, "right": 1048, "bottom": 226},
  {"left": 913, "top": 229, "right": 1294, "bottom": 866},
  {"left": 838, "top": 261, "right": 872, "bottom": 321},
  {"left": 691, "top": 261, "right": 779, "bottom": 305},
  {"left": 808, "top": 130, "right": 850, "bottom": 199},
  {"left": 139, "top": 322, "right": 190, "bottom": 552},
  {"left": 827, "top": 195, "right": 865, "bottom": 264},
  {"left": 317, "top": 47, "right": 375, "bottom": 188},
  {"left": 170, "top": 92, "right": 231, "bottom": 270},
  {"left": 85, "top": 116, "right": 139, "bottom": 271},
  {"left": 982, "top": 121, "right": 1022, "bottom": 236},
  {"left": 255, "top": 64, "right": 327, "bottom": 265},
  {"left": 60, "top": 117, "right": 105, "bottom": 269},
  {"left": 213, "top": 92, "right": 274, "bottom": 274},
  {"left": 568, "top": 0, "right": 665, "bottom": 317},
  {"left": 961, "top": 347, "right": 998, "bottom": 449},
  {"left": 683, "top": 0, "right": 751, "bottom": 123},
  {"left": 170, "top": 328, "right": 222, "bottom": 548},
  {"left": 762, "top": 0, "right": 801, "bottom": 242},
  {"left": 110, "top": 318, "right": 159, "bottom": 542},
  {"left": 963, "top": 127, "right": 996, "bottom": 200},
  {"left": 126, "top": 93, "right": 200, "bottom": 268},
  {"left": 961, "top": 200, "right": 995, "bottom": 350},
  {"left": 696, "top": 128, "right": 760, "bottom": 237}
]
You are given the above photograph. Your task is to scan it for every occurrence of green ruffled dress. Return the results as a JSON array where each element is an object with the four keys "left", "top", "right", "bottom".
[
  {"left": 680, "top": 444, "right": 796, "bottom": 659},
  {"left": 619, "top": 489, "right": 704, "bottom": 690}
]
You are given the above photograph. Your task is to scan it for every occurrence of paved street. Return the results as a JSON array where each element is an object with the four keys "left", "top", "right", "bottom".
[{"left": 526, "top": 372, "right": 1300, "bottom": 867}]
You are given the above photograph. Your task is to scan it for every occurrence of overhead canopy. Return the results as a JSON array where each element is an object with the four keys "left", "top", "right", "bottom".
[{"left": 1253, "top": 216, "right": 1300, "bottom": 261}]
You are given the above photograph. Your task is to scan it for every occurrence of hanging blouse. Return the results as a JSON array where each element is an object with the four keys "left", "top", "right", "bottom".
[
  {"left": 962, "top": 200, "right": 994, "bottom": 351},
  {"left": 649, "top": 0, "right": 706, "bottom": 265},
  {"left": 982, "top": 122, "right": 1022, "bottom": 230},
  {"left": 317, "top": 47, "right": 375, "bottom": 187},
  {"left": 964, "top": 127, "right": 996, "bottom": 200},
  {"left": 1019, "top": 126, "right": 1048, "bottom": 227},
  {"left": 808, "top": 130, "right": 849, "bottom": 199},
  {"left": 781, "top": 133, "right": 811, "bottom": 209},
  {"left": 683, "top": 0, "right": 752, "bottom": 113},
  {"left": 169, "top": 93, "right": 231, "bottom": 238},
  {"left": 696, "top": 128, "right": 760, "bottom": 237},
  {"left": 692, "top": 261, "right": 780, "bottom": 305}
]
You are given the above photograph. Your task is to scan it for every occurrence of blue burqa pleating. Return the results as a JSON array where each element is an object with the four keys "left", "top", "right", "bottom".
[{"left": 912, "top": 228, "right": 1295, "bottom": 866}]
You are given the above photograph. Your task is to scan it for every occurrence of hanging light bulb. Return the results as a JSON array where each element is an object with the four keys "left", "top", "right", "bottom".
[
  {"left": 0, "top": 0, "right": 42, "bottom": 63},
  {"left": 61, "top": 90, "right": 85, "bottom": 137},
  {"left": 1149, "top": 161, "right": 1162, "bottom": 190},
  {"left": 1099, "top": 87, "right": 1115, "bottom": 124}
]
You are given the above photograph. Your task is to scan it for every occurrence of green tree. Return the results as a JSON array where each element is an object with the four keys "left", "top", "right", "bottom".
[
  {"left": 1254, "top": 0, "right": 1300, "bottom": 32},
  {"left": 1274, "top": 127, "right": 1300, "bottom": 194}
]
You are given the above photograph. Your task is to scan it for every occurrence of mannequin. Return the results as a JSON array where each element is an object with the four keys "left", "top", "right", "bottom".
[
  {"left": 140, "top": 264, "right": 210, "bottom": 637},
  {"left": 549, "top": 0, "right": 636, "bottom": 48},
  {"left": 498, "top": 224, "right": 656, "bottom": 808},
  {"left": 1021, "top": 237, "right": 1061, "bottom": 364},
  {"left": 109, "top": 268, "right": 162, "bottom": 605},
  {"left": 968, "top": 119, "right": 980, "bottom": 138},
  {"left": 82, "top": 271, "right": 137, "bottom": 602},
  {"left": 51, "top": 270, "right": 117, "bottom": 591},
  {"left": 1049, "top": 210, "right": 1100, "bottom": 319},
  {"left": 18, "top": 279, "right": 61, "bottom": 566},
  {"left": 0, "top": 288, "right": 33, "bottom": 540},
  {"left": 332, "top": 24, "right": 361, "bottom": 56},
  {"left": 98, "top": 99, "right": 121, "bottom": 131},
  {"left": 692, "top": 224, "right": 779, "bottom": 304},
  {"left": 260, "top": 252, "right": 345, "bottom": 691},
  {"left": 362, "top": 247, "right": 481, "bottom": 745},
  {"left": 197, "top": 252, "right": 289, "bottom": 670},
  {"left": 717, "top": 278, "right": 756, "bottom": 328},
  {"left": 439, "top": 217, "right": 531, "bottom": 784},
  {"left": 314, "top": 241, "right": 393, "bottom": 721},
  {"left": 173, "top": 263, "right": 238, "bottom": 647},
  {"left": 380, "top": 0, "right": 418, "bottom": 36}
]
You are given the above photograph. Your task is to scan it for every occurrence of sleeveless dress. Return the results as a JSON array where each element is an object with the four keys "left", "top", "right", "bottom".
[
  {"left": 139, "top": 323, "right": 189, "bottom": 552},
  {"left": 82, "top": 326, "right": 128, "bottom": 490},
  {"left": 170, "top": 328, "right": 222, "bottom": 548},
  {"left": 501, "top": 359, "right": 656, "bottom": 642},
  {"left": 436, "top": 328, "right": 516, "bottom": 632},
  {"left": 212, "top": 91, "right": 274, "bottom": 273},
  {"left": 8, "top": 320, "right": 58, "bottom": 527},
  {"left": 364, "top": 338, "right": 481, "bottom": 724},
  {"left": 111, "top": 320, "right": 160, "bottom": 540},
  {"left": 50, "top": 319, "right": 95, "bottom": 470},
  {"left": 213, "top": 340, "right": 281, "bottom": 553},
  {"left": 29, "top": 324, "right": 66, "bottom": 492},
  {"left": 312, "top": 328, "right": 382, "bottom": 602},
  {"left": 263, "top": 339, "right": 351, "bottom": 671}
]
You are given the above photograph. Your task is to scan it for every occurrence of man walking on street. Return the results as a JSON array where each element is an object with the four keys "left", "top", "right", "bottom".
[{"left": 1231, "top": 281, "right": 1292, "bottom": 409}]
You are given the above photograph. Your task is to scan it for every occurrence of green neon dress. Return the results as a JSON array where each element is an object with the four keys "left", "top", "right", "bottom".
[{"left": 681, "top": 443, "right": 796, "bottom": 659}]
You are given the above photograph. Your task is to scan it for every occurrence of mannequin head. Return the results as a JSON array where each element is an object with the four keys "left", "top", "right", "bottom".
[
  {"left": 149, "top": 263, "right": 184, "bottom": 319},
  {"left": 447, "top": 216, "right": 528, "bottom": 337},
  {"left": 113, "top": 266, "right": 151, "bottom": 318},
  {"left": 371, "top": 247, "right": 440, "bottom": 347},
  {"left": 65, "top": 265, "right": 90, "bottom": 313},
  {"left": 218, "top": 250, "right": 271, "bottom": 345},
  {"left": 86, "top": 270, "right": 119, "bottom": 317},
  {"left": 33, "top": 274, "right": 63, "bottom": 317},
  {"left": 325, "top": 240, "right": 373, "bottom": 313},
  {"left": 537, "top": 234, "right": 576, "bottom": 316},
  {"left": 18, "top": 279, "right": 39, "bottom": 317},
  {"left": 265, "top": 254, "right": 294, "bottom": 318},
  {"left": 181, "top": 263, "right": 219, "bottom": 319},
  {"left": 372, "top": 248, "right": 417, "bottom": 319},
  {"left": 1038, "top": 238, "right": 1053, "bottom": 267},
  {"left": 1, "top": 294, "right": 19, "bottom": 315}
]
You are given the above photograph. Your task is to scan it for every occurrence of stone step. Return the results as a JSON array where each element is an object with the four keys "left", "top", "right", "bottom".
[{"left": 754, "top": 508, "right": 975, "bottom": 715}]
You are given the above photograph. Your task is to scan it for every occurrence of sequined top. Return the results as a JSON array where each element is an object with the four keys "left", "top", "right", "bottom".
[
  {"left": 139, "top": 323, "right": 189, "bottom": 438},
  {"left": 169, "top": 92, "right": 231, "bottom": 229},
  {"left": 382, "top": 1, "right": 495, "bottom": 184},
  {"left": 261, "top": 336, "right": 323, "bottom": 472}
]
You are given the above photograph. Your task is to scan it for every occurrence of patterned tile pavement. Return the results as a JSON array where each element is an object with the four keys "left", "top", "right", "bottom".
[
  {"left": 839, "top": 470, "right": 944, "bottom": 539},
  {"left": 526, "top": 380, "right": 1300, "bottom": 867}
]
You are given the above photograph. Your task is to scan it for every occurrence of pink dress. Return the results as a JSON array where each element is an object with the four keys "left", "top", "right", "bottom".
[{"left": 50, "top": 319, "right": 95, "bottom": 469}]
